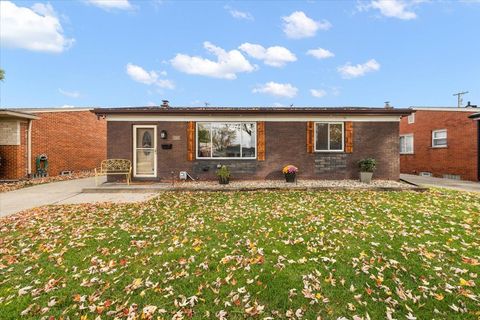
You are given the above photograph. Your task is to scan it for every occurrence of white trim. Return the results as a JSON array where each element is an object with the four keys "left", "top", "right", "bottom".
[
  {"left": 106, "top": 114, "right": 402, "bottom": 122},
  {"left": 314, "top": 122, "right": 345, "bottom": 152},
  {"left": 196, "top": 121, "right": 257, "bottom": 160},
  {"left": 407, "top": 113, "right": 415, "bottom": 124},
  {"left": 432, "top": 129, "right": 447, "bottom": 148},
  {"left": 412, "top": 107, "right": 479, "bottom": 112},
  {"left": 399, "top": 134, "right": 414, "bottom": 154},
  {"left": 133, "top": 125, "right": 157, "bottom": 178}
]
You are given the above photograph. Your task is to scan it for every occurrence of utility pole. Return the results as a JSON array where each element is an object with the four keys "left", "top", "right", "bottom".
[{"left": 453, "top": 91, "right": 468, "bottom": 108}]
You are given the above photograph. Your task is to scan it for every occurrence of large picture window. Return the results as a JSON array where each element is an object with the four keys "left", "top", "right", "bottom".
[
  {"left": 314, "top": 122, "right": 344, "bottom": 152},
  {"left": 197, "top": 122, "right": 256, "bottom": 159}
]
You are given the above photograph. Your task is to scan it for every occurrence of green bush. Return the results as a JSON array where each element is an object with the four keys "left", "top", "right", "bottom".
[{"left": 358, "top": 158, "right": 376, "bottom": 172}]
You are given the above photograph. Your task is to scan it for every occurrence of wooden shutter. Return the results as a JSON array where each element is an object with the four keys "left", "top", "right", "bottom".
[
  {"left": 257, "top": 122, "right": 265, "bottom": 161},
  {"left": 345, "top": 121, "right": 353, "bottom": 153},
  {"left": 187, "top": 121, "right": 195, "bottom": 161},
  {"left": 306, "top": 121, "right": 314, "bottom": 153}
]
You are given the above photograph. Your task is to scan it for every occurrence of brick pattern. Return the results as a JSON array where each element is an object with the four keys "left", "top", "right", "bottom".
[
  {"left": 400, "top": 110, "right": 479, "bottom": 181},
  {"left": 30, "top": 111, "right": 106, "bottom": 177},
  {"left": 108, "top": 121, "right": 400, "bottom": 181},
  {"left": 315, "top": 154, "right": 347, "bottom": 174},
  {"left": 0, "top": 122, "right": 28, "bottom": 180},
  {"left": 0, "top": 121, "right": 20, "bottom": 145}
]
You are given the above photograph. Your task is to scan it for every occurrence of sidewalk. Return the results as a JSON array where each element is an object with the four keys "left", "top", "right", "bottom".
[
  {"left": 400, "top": 174, "right": 480, "bottom": 192},
  {"left": 0, "top": 177, "right": 155, "bottom": 218}
]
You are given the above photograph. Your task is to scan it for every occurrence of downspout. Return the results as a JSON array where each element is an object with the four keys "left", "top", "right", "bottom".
[{"left": 27, "top": 119, "right": 32, "bottom": 177}]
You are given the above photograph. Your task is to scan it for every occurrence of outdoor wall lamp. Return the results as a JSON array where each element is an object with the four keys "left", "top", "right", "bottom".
[{"left": 160, "top": 130, "right": 168, "bottom": 139}]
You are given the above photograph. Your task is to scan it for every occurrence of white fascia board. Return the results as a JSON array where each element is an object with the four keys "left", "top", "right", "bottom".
[{"left": 106, "top": 114, "right": 402, "bottom": 122}]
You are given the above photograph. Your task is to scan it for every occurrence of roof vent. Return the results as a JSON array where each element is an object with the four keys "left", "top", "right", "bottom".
[
  {"left": 466, "top": 101, "right": 477, "bottom": 108},
  {"left": 384, "top": 101, "right": 392, "bottom": 109},
  {"left": 161, "top": 100, "right": 170, "bottom": 108}
]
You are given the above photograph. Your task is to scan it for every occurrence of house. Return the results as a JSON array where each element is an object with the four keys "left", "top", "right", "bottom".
[
  {"left": 93, "top": 104, "right": 411, "bottom": 181},
  {"left": 399, "top": 106, "right": 479, "bottom": 181},
  {"left": 0, "top": 108, "right": 106, "bottom": 181}
]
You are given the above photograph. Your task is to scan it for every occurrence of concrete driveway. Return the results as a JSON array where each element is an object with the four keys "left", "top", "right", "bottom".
[
  {"left": 400, "top": 174, "right": 480, "bottom": 192},
  {"left": 0, "top": 177, "right": 156, "bottom": 218}
]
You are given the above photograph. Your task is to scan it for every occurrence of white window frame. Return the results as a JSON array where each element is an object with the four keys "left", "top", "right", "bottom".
[
  {"left": 432, "top": 129, "right": 447, "bottom": 148},
  {"left": 196, "top": 122, "right": 257, "bottom": 160},
  {"left": 407, "top": 113, "right": 415, "bottom": 124},
  {"left": 314, "top": 122, "right": 345, "bottom": 152},
  {"left": 400, "top": 134, "right": 414, "bottom": 154},
  {"left": 133, "top": 125, "right": 157, "bottom": 178}
]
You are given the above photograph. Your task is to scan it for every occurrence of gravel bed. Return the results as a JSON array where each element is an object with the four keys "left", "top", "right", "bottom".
[{"left": 166, "top": 179, "right": 415, "bottom": 190}]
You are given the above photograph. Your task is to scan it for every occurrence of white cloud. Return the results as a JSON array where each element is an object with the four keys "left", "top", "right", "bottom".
[
  {"left": 224, "top": 5, "right": 253, "bottom": 20},
  {"left": 359, "top": 0, "right": 418, "bottom": 20},
  {"left": 310, "top": 89, "right": 327, "bottom": 98},
  {"left": 0, "top": 1, "right": 74, "bottom": 53},
  {"left": 239, "top": 43, "right": 297, "bottom": 67},
  {"left": 307, "top": 48, "right": 335, "bottom": 59},
  {"left": 338, "top": 59, "right": 380, "bottom": 79},
  {"left": 126, "top": 63, "right": 175, "bottom": 89},
  {"left": 253, "top": 82, "right": 298, "bottom": 98},
  {"left": 59, "top": 88, "right": 81, "bottom": 98},
  {"left": 85, "top": 0, "right": 132, "bottom": 10},
  {"left": 170, "top": 42, "right": 255, "bottom": 80},
  {"left": 282, "top": 11, "right": 331, "bottom": 39}
]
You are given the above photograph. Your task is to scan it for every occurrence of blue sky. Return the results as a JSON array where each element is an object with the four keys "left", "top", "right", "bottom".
[{"left": 1, "top": 0, "right": 479, "bottom": 108}]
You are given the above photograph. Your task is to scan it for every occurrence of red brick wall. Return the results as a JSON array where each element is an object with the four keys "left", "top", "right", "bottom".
[
  {"left": 0, "top": 122, "right": 28, "bottom": 180},
  {"left": 108, "top": 120, "right": 400, "bottom": 181},
  {"left": 30, "top": 111, "right": 106, "bottom": 176},
  {"left": 400, "top": 110, "right": 479, "bottom": 181}
]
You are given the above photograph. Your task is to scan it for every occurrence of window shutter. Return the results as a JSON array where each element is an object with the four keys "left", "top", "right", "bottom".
[
  {"left": 187, "top": 121, "right": 195, "bottom": 161},
  {"left": 257, "top": 122, "right": 266, "bottom": 161},
  {"left": 345, "top": 121, "right": 353, "bottom": 153},
  {"left": 306, "top": 121, "right": 314, "bottom": 153}
]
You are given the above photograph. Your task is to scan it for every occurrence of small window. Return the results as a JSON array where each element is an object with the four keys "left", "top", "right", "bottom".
[
  {"left": 407, "top": 113, "right": 415, "bottom": 124},
  {"left": 432, "top": 129, "right": 447, "bottom": 148},
  {"left": 400, "top": 134, "right": 414, "bottom": 154},
  {"left": 314, "top": 122, "right": 344, "bottom": 152}
]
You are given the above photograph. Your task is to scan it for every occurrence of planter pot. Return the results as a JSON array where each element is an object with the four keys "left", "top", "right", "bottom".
[
  {"left": 285, "top": 173, "right": 296, "bottom": 183},
  {"left": 219, "top": 177, "right": 229, "bottom": 185},
  {"left": 360, "top": 172, "right": 373, "bottom": 184}
]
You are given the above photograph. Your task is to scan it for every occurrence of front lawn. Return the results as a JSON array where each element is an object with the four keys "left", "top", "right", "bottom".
[{"left": 0, "top": 190, "right": 479, "bottom": 319}]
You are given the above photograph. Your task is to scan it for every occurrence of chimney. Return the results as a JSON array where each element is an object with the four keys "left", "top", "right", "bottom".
[
  {"left": 161, "top": 100, "right": 169, "bottom": 108},
  {"left": 384, "top": 101, "right": 392, "bottom": 109}
]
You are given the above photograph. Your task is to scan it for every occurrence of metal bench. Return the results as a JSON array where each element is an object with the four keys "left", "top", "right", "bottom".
[{"left": 95, "top": 159, "right": 132, "bottom": 186}]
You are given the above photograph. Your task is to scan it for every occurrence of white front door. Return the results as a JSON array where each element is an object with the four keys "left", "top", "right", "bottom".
[{"left": 133, "top": 125, "right": 157, "bottom": 177}]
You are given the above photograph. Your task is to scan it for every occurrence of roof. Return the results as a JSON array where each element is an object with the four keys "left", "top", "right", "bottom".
[
  {"left": 0, "top": 109, "right": 39, "bottom": 120},
  {"left": 93, "top": 106, "right": 412, "bottom": 116},
  {"left": 14, "top": 107, "right": 93, "bottom": 113},
  {"left": 410, "top": 107, "right": 479, "bottom": 112}
]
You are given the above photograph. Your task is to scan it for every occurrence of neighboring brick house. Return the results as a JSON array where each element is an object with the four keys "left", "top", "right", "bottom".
[
  {"left": 0, "top": 108, "right": 106, "bottom": 181},
  {"left": 94, "top": 105, "right": 411, "bottom": 181},
  {"left": 399, "top": 107, "right": 480, "bottom": 181}
]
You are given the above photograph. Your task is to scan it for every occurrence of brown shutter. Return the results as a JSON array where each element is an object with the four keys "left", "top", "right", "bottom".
[
  {"left": 257, "top": 122, "right": 265, "bottom": 161},
  {"left": 306, "top": 121, "right": 314, "bottom": 153},
  {"left": 345, "top": 121, "right": 353, "bottom": 153},
  {"left": 187, "top": 121, "right": 195, "bottom": 161}
]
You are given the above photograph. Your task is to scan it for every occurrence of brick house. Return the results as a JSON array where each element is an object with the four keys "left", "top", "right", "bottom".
[
  {"left": 0, "top": 108, "right": 106, "bottom": 181},
  {"left": 399, "top": 107, "right": 480, "bottom": 181},
  {"left": 93, "top": 105, "right": 411, "bottom": 181}
]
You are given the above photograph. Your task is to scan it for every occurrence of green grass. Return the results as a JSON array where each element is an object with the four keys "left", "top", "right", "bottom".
[{"left": 0, "top": 189, "right": 479, "bottom": 319}]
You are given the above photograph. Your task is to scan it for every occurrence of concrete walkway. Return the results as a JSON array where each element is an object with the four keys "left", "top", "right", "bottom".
[
  {"left": 0, "top": 177, "right": 156, "bottom": 218},
  {"left": 400, "top": 174, "right": 480, "bottom": 192}
]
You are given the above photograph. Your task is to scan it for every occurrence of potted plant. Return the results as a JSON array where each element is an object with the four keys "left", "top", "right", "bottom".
[
  {"left": 216, "top": 165, "right": 230, "bottom": 184},
  {"left": 358, "top": 158, "right": 376, "bottom": 183},
  {"left": 282, "top": 165, "right": 298, "bottom": 183}
]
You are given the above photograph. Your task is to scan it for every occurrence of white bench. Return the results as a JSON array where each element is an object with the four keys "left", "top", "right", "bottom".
[{"left": 95, "top": 159, "right": 132, "bottom": 186}]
